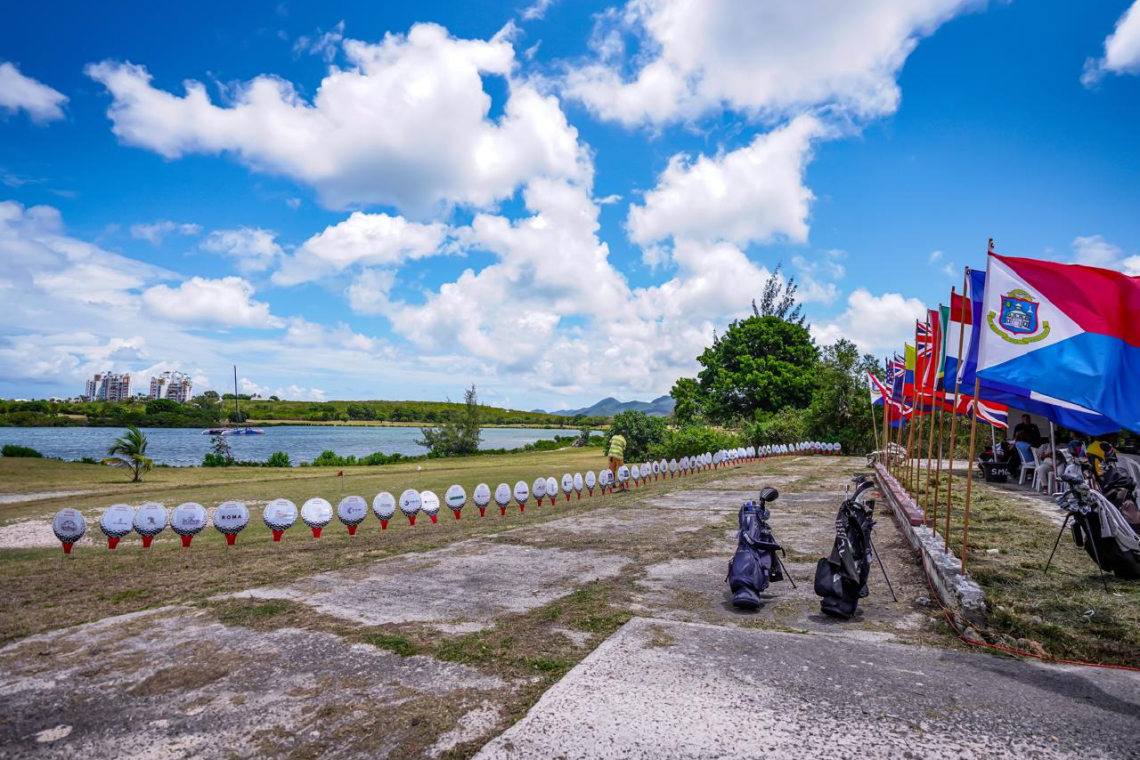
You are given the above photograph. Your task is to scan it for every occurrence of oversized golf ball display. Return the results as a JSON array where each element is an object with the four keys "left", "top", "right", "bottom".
[
  {"left": 301, "top": 498, "right": 334, "bottom": 538},
  {"left": 263, "top": 499, "right": 298, "bottom": 542},
  {"left": 421, "top": 491, "right": 441, "bottom": 523},
  {"left": 133, "top": 502, "right": 168, "bottom": 547},
  {"left": 213, "top": 500, "right": 250, "bottom": 545},
  {"left": 473, "top": 483, "right": 492, "bottom": 517},
  {"left": 399, "top": 489, "right": 422, "bottom": 526},
  {"left": 585, "top": 470, "right": 596, "bottom": 495},
  {"left": 52, "top": 508, "right": 86, "bottom": 554},
  {"left": 171, "top": 502, "right": 208, "bottom": 548},
  {"left": 337, "top": 496, "right": 368, "bottom": 535},
  {"left": 546, "top": 477, "right": 558, "bottom": 503},
  {"left": 494, "top": 483, "right": 511, "bottom": 516},
  {"left": 630, "top": 464, "right": 640, "bottom": 487},
  {"left": 561, "top": 474, "right": 573, "bottom": 501},
  {"left": 617, "top": 465, "right": 630, "bottom": 485},
  {"left": 445, "top": 485, "right": 467, "bottom": 519},
  {"left": 573, "top": 472, "right": 584, "bottom": 499},
  {"left": 669, "top": 459, "right": 678, "bottom": 477},
  {"left": 99, "top": 504, "right": 135, "bottom": 549},
  {"left": 513, "top": 481, "right": 529, "bottom": 513},
  {"left": 533, "top": 477, "right": 548, "bottom": 506},
  {"left": 373, "top": 492, "right": 396, "bottom": 528}
]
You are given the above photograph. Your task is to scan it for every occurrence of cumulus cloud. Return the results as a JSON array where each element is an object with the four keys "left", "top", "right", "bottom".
[
  {"left": 813, "top": 288, "right": 927, "bottom": 354},
  {"left": 130, "top": 220, "right": 202, "bottom": 245},
  {"left": 563, "top": 0, "right": 987, "bottom": 127},
  {"left": 273, "top": 211, "right": 447, "bottom": 286},
  {"left": 1082, "top": 1, "right": 1140, "bottom": 86},
  {"left": 85, "top": 23, "right": 590, "bottom": 214},
  {"left": 628, "top": 115, "right": 824, "bottom": 247},
  {"left": 0, "top": 62, "right": 68, "bottom": 123},
  {"left": 202, "top": 227, "right": 283, "bottom": 272},
  {"left": 1072, "top": 234, "right": 1140, "bottom": 275},
  {"left": 142, "top": 276, "right": 284, "bottom": 328}
]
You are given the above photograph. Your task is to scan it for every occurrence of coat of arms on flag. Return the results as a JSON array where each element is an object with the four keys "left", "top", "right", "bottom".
[{"left": 987, "top": 288, "right": 1050, "bottom": 344}]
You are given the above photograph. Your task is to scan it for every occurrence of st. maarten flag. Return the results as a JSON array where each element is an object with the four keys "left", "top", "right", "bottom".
[{"left": 977, "top": 253, "right": 1140, "bottom": 431}]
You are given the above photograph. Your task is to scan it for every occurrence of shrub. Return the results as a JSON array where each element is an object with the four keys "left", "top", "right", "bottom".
[
  {"left": 265, "top": 451, "right": 291, "bottom": 467},
  {"left": 648, "top": 425, "right": 742, "bottom": 460},
  {"left": 2, "top": 444, "right": 43, "bottom": 458},
  {"left": 202, "top": 452, "right": 231, "bottom": 467},
  {"left": 607, "top": 411, "right": 667, "bottom": 460}
]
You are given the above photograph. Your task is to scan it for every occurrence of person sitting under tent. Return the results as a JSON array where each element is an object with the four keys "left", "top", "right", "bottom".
[
  {"left": 1067, "top": 432, "right": 1086, "bottom": 459},
  {"left": 1013, "top": 413, "right": 1043, "bottom": 447}
]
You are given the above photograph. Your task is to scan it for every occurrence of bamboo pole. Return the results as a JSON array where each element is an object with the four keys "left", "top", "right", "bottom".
[
  {"left": 962, "top": 377, "right": 982, "bottom": 574},
  {"left": 945, "top": 277, "right": 968, "bottom": 552},
  {"left": 881, "top": 386, "right": 890, "bottom": 467},
  {"left": 931, "top": 384, "right": 946, "bottom": 531}
]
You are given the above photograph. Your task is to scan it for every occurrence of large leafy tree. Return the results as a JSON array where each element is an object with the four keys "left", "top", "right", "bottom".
[
  {"left": 606, "top": 410, "right": 667, "bottom": 460},
  {"left": 696, "top": 315, "right": 818, "bottom": 423},
  {"left": 805, "top": 338, "right": 882, "bottom": 452},
  {"left": 669, "top": 377, "right": 704, "bottom": 425}
]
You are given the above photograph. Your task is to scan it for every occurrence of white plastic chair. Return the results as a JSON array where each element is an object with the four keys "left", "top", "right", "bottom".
[
  {"left": 1016, "top": 441, "right": 1036, "bottom": 486},
  {"left": 1031, "top": 446, "right": 1051, "bottom": 493}
]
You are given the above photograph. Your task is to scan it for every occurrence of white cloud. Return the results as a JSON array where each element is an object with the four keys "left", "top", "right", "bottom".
[
  {"left": 563, "top": 0, "right": 986, "bottom": 127},
  {"left": 928, "top": 250, "right": 943, "bottom": 263},
  {"left": 628, "top": 115, "right": 824, "bottom": 247},
  {"left": 813, "top": 288, "right": 927, "bottom": 354},
  {"left": 294, "top": 20, "right": 345, "bottom": 62},
  {"left": 1072, "top": 234, "right": 1140, "bottom": 275},
  {"left": 284, "top": 317, "right": 378, "bottom": 352},
  {"left": 522, "top": 0, "right": 560, "bottom": 21},
  {"left": 0, "top": 62, "right": 68, "bottom": 123},
  {"left": 202, "top": 227, "right": 283, "bottom": 273},
  {"left": 142, "top": 276, "right": 284, "bottom": 328},
  {"left": 130, "top": 220, "right": 202, "bottom": 245},
  {"left": 86, "top": 23, "right": 590, "bottom": 214},
  {"left": 1082, "top": 1, "right": 1140, "bottom": 86},
  {"left": 273, "top": 211, "right": 447, "bottom": 286},
  {"left": 346, "top": 268, "right": 397, "bottom": 315}
]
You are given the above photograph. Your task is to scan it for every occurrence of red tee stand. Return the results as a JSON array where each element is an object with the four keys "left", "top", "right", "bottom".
[
  {"left": 379, "top": 519, "right": 389, "bottom": 530},
  {"left": 272, "top": 530, "right": 284, "bottom": 542},
  {"left": 142, "top": 535, "right": 154, "bottom": 548},
  {"left": 225, "top": 534, "right": 237, "bottom": 545},
  {"left": 180, "top": 535, "right": 194, "bottom": 548},
  {"left": 347, "top": 525, "right": 358, "bottom": 536},
  {"left": 311, "top": 527, "right": 322, "bottom": 539},
  {"left": 107, "top": 537, "right": 120, "bottom": 550}
]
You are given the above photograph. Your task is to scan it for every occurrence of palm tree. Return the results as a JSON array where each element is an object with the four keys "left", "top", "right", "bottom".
[{"left": 102, "top": 425, "right": 154, "bottom": 482}]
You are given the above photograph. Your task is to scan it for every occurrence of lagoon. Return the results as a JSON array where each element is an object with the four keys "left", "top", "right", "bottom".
[{"left": 0, "top": 426, "right": 568, "bottom": 467}]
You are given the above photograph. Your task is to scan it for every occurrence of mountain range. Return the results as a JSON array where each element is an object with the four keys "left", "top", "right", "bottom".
[{"left": 532, "top": 395, "right": 675, "bottom": 418}]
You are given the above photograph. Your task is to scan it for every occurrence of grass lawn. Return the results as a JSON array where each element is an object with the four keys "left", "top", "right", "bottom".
[
  {"left": 0, "top": 446, "right": 657, "bottom": 645},
  {"left": 903, "top": 463, "right": 1140, "bottom": 666}
]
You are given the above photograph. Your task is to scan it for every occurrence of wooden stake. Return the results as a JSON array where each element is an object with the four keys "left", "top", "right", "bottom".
[
  {"left": 945, "top": 277, "right": 968, "bottom": 552},
  {"left": 931, "top": 385, "right": 946, "bottom": 531},
  {"left": 962, "top": 377, "right": 982, "bottom": 573}
]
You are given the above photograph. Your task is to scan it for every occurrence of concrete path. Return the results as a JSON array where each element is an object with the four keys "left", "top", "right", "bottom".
[{"left": 476, "top": 616, "right": 1140, "bottom": 760}]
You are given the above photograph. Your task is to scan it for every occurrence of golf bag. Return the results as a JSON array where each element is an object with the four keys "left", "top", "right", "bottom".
[
  {"left": 814, "top": 478, "right": 876, "bottom": 619},
  {"left": 1058, "top": 464, "right": 1140, "bottom": 580},
  {"left": 1098, "top": 467, "right": 1140, "bottom": 530},
  {"left": 727, "top": 487, "right": 786, "bottom": 609}
]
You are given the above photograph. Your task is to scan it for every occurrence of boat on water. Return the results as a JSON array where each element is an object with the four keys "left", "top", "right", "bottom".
[{"left": 201, "top": 365, "right": 265, "bottom": 436}]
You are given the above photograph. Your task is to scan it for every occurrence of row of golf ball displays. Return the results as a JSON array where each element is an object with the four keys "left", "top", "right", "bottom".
[{"left": 50, "top": 444, "right": 842, "bottom": 552}]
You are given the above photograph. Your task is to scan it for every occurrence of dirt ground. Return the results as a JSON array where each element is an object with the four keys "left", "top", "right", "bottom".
[{"left": 0, "top": 456, "right": 954, "bottom": 759}]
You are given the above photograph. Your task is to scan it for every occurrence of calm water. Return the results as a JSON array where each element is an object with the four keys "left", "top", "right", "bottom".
[{"left": 0, "top": 426, "right": 568, "bottom": 467}]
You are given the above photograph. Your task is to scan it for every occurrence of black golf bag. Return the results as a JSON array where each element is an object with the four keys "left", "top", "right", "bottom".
[
  {"left": 814, "top": 479, "right": 876, "bottom": 619},
  {"left": 1057, "top": 463, "right": 1140, "bottom": 580},
  {"left": 727, "top": 487, "right": 786, "bottom": 609},
  {"left": 1099, "top": 467, "right": 1140, "bottom": 531}
]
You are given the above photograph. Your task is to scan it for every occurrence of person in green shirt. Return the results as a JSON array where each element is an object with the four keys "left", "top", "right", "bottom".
[{"left": 607, "top": 433, "right": 626, "bottom": 491}]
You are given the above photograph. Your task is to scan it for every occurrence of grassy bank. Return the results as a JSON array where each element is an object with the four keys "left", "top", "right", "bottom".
[
  {"left": 0, "top": 446, "right": 668, "bottom": 644},
  {"left": 904, "top": 464, "right": 1140, "bottom": 666}
]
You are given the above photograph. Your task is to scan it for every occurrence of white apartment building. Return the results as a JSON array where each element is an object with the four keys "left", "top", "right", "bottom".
[
  {"left": 148, "top": 371, "right": 193, "bottom": 403},
  {"left": 84, "top": 372, "right": 132, "bottom": 402}
]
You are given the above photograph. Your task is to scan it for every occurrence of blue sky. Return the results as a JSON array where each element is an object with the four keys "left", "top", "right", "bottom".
[{"left": 2, "top": 0, "right": 1139, "bottom": 409}]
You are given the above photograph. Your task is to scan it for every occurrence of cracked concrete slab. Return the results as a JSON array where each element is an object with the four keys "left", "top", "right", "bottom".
[
  {"left": 0, "top": 606, "right": 509, "bottom": 760},
  {"left": 225, "top": 538, "right": 630, "bottom": 631},
  {"left": 474, "top": 617, "right": 1140, "bottom": 760}
]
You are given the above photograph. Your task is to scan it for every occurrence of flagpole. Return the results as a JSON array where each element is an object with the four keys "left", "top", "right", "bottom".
[
  {"left": 931, "top": 380, "right": 946, "bottom": 531},
  {"left": 869, "top": 379, "right": 881, "bottom": 459},
  {"left": 945, "top": 276, "right": 968, "bottom": 552},
  {"left": 962, "top": 377, "right": 982, "bottom": 574},
  {"left": 1049, "top": 421, "right": 1059, "bottom": 492},
  {"left": 923, "top": 321, "right": 937, "bottom": 522}
]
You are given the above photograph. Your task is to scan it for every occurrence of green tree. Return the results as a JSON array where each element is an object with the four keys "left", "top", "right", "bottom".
[
  {"left": 752, "top": 264, "right": 807, "bottom": 327},
  {"left": 669, "top": 377, "right": 704, "bottom": 425},
  {"left": 805, "top": 338, "right": 881, "bottom": 453},
  {"left": 416, "top": 385, "right": 483, "bottom": 457},
  {"left": 744, "top": 407, "right": 810, "bottom": 446},
  {"left": 607, "top": 410, "right": 666, "bottom": 460},
  {"left": 210, "top": 433, "right": 233, "bottom": 465},
  {"left": 696, "top": 315, "right": 818, "bottom": 423},
  {"left": 145, "top": 398, "right": 182, "bottom": 416},
  {"left": 102, "top": 425, "right": 154, "bottom": 482}
]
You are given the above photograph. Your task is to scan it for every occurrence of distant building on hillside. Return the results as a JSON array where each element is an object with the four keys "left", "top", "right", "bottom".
[
  {"left": 84, "top": 372, "right": 132, "bottom": 402},
  {"left": 148, "top": 371, "right": 193, "bottom": 403}
]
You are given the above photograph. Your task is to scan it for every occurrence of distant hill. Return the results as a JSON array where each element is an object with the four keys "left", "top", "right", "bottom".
[{"left": 536, "top": 395, "right": 675, "bottom": 418}]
